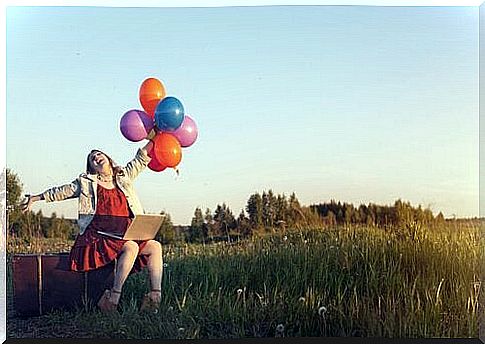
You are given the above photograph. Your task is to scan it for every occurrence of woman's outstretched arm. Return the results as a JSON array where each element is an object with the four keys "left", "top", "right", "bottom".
[{"left": 21, "top": 179, "right": 81, "bottom": 213}]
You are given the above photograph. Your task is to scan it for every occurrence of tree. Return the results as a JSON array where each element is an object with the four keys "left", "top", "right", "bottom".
[
  {"left": 6, "top": 168, "right": 29, "bottom": 237},
  {"left": 45, "top": 212, "right": 76, "bottom": 239},
  {"left": 246, "top": 193, "right": 263, "bottom": 229},
  {"left": 6, "top": 168, "right": 22, "bottom": 211},
  {"left": 287, "top": 192, "right": 302, "bottom": 227},
  {"left": 213, "top": 203, "right": 236, "bottom": 242},
  {"left": 188, "top": 207, "right": 205, "bottom": 243},
  {"left": 204, "top": 208, "right": 215, "bottom": 241},
  {"left": 344, "top": 203, "right": 354, "bottom": 224},
  {"left": 236, "top": 209, "right": 251, "bottom": 236},
  {"left": 262, "top": 190, "right": 277, "bottom": 229},
  {"left": 156, "top": 211, "right": 176, "bottom": 244},
  {"left": 275, "top": 194, "right": 288, "bottom": 225}
]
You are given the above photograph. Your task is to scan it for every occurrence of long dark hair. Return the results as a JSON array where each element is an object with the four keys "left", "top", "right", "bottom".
[{"left": 86, "top": 149, "right": 123, "bottom": 176}]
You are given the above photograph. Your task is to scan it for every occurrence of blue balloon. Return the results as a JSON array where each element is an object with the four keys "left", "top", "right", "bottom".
[{"left": 154, "top": 96, "right": 185, "bottom": 132}]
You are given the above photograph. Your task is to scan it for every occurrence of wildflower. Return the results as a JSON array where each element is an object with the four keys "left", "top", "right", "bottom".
[
  {"left": 168, "top": 306, "right": 174, "bottom": 311},
  {"left": 318, "top": 306, "right": 327, "bottom": 316},
  {"left": 163, "top": 263, "right": 169, "bottom": 268},
  {"left": 329, "top": 246, "right": 334, "bottom": 249},
  {"left": 178, "top": 327, "right": 185, "bottom": 332},
  {"left": 304, "top": 240, "right": 308, "bottom": 244},
  {"left": 276, "top": 323, "right": 285, "bottom": 333},
  {"left": 283, "top": 236, "right": 288, "bottom": 241},
  {"left": 237, "top": 288, "right": 243, "bottom": 294},
  {"left": 298, "top": 297, "right": 305, "bottom": 303}
]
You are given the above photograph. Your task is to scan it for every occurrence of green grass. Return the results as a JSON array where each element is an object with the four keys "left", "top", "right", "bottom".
[{"left": 6, "top": 222, "right": 483, "bottom": 338}]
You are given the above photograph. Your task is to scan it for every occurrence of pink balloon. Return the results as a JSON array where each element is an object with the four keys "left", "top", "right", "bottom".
[
  {"left": 172, "top": 115, "right": 198, "bottom": 147},
  {"left": 120, "top": 110, "right": 154, "bottom": 142}
]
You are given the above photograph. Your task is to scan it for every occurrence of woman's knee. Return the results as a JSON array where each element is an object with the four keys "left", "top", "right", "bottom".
[
  {"left": 147, "top": 240, "right": 162, "bottom": 254},
  {"left": 122, "top": 240, "right": 140, "bottom": 255}
]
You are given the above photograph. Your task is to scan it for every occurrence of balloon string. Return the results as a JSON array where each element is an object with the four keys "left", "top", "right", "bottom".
[{"left": 174, "top": 167, "right": 180, "bottom": 179}]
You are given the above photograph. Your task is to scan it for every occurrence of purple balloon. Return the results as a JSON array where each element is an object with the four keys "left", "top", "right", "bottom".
[
  {"left": 172, "top": 115, "right": 198, "bottom": 147},
  {"left": 120, "top": 110, "right": 154, "bottom": 142}
]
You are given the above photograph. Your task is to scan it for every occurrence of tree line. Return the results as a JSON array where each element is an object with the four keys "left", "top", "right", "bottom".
[
  {"left": 6, "top": 168, "right": 451, "bottom": 245},
  {"left": 184, "top": 191, "right": 448, "bottom": 244}
]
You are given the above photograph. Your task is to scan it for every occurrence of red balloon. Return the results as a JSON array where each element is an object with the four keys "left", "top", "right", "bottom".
[
  {"left": 148, "top": 146, "right": 167, "bottom": 172},
  {"left": 153, "top": 132, "right": 182, "bottom": 168},
  {"left": 139, "top": 78, "right": 166, "bottom": 118}
]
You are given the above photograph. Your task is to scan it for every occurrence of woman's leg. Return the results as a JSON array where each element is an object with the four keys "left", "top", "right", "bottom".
[
  {"left": 110, "top": 240, "right": 140, "bottom": 304},
  {"left": 139, "top": 240, "right": 163, "bottom": 302}
]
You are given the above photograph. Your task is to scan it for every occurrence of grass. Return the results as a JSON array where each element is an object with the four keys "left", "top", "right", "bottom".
[{"left": 6, "top": 222, "right": 483, "bottom": 338}]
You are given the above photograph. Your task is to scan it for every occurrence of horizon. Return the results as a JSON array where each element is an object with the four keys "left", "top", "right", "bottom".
[{"left": 6, "top": 5, "right": 479, "bottom": 225}]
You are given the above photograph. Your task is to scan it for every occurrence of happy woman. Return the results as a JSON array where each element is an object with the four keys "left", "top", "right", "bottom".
[{"left": 21, "top": 140, "right": 163, "bottom": 314}]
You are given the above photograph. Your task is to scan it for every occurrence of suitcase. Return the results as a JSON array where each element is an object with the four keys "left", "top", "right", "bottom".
[{"left": 12, "top": 253, "right": 115, "bottom": 317}]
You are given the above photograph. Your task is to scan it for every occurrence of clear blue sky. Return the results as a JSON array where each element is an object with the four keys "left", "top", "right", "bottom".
[{"left": 6, "top": 5, "right": 479, "bottom": 224}]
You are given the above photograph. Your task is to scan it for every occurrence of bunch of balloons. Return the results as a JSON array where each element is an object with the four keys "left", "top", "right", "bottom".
[{"left": 119, "top": 77, "right": 198, "bottom": 172}]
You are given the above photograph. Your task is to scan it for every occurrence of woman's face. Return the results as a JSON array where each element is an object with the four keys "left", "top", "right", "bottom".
[{"left": 89, "top": 151, "right": 112, "bottom": 174}]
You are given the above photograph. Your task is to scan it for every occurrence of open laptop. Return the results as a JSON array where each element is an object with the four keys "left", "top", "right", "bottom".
[{"left": 97, "top": 214, "right": 166, "bottom": 241}]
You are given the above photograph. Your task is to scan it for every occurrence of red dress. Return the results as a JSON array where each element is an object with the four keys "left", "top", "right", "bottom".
[{"left": 69, "top": 184, "right": 149, "bottom": 273}]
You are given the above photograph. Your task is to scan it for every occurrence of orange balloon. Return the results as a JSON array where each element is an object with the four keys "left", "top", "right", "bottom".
[
  {"left": 147, "top": 145, "right": 167, "bottom": 172},
  {"left": 139, "top": 78, "right": 166, "bottom": 118},
  {"left": 153, "top": 132, "right": 182, "bottom": 168}
]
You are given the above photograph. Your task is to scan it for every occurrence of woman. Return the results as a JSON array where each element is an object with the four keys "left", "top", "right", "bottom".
[{"left": 20, "top": 140, "right": 163, "bottom": 314}]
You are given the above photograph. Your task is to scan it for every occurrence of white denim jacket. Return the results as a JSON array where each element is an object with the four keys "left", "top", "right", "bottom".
[{"left": 42, "top": 148, "right": 151, "bottom": 235}]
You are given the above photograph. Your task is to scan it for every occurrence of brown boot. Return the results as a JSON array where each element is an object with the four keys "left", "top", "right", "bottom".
[
  {"left": 140, "top": 290, "right": 161, "bottom": 313},
  {"left": 97, "top": 289, "right": 120, "bottom": 314}
]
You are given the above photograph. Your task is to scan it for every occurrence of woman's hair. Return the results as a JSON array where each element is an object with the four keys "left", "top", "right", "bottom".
[{"left": 86, "top": 149, "right": 123, "bottom": 175}]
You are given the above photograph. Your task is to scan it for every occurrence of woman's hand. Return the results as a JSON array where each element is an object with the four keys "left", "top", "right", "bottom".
[
  {"left": 142, "top": 129, "right": 156, "bottom": 153},
  {"left": 20, "top": 194, "right": 42, "bottom": 213},
  {"left": 20, "top": 195, "right": 34, "bottom": 213}
]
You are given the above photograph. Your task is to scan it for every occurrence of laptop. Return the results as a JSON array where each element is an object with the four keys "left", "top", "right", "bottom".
[{"left": 97, "top": 214, "right": 166, "bottom": 241}]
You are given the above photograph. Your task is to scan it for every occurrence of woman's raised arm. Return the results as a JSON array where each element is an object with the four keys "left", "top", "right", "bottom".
[{"left": 124, "top": 133, "right": 154, "bottom": 180}]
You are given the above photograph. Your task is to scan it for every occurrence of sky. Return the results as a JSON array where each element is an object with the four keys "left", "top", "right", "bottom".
[{"left": 5, "top": 4, "right": 479, "bottom": 224}]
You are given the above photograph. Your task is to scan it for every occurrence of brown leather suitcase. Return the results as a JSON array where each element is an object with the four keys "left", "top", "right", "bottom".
[{"left": 12, "top": 253, "right": 115, "bottom": 317}]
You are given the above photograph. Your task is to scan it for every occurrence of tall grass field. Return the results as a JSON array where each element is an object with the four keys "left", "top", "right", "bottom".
[{"left": 6, "top": 221, "right": 483, "bottom": 338}]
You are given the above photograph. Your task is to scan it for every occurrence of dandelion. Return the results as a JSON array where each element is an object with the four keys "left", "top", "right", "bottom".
[
  {"left": 298, "top": 297, "right": 306, "bottom": 303},
  {"left": 237, "top": 288, "right": 243, "bottom": 295},
  {"left": 275, "top": 323, "right": 285, "bottom": 336},
  {"left": 318, "top": 306, "right": 327, "bottom": 316}
]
